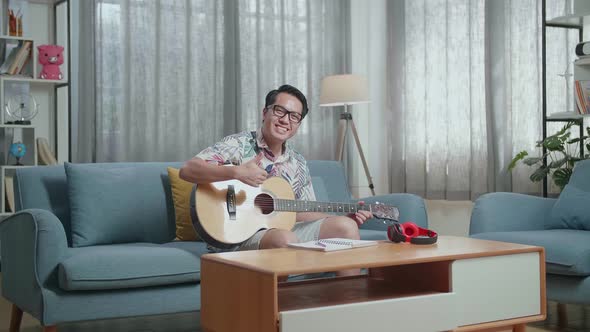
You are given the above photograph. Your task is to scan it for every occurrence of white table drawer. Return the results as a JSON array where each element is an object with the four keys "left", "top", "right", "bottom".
[
  {"left": 452, "top": 252, "right": 541, "bottom": 326},
  {"left": 279, "top": 292, "right": 457, "bottom": 332}
]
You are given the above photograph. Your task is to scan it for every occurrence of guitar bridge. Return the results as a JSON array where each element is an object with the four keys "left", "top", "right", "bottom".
[{"left": 226, "top": 185, "right": 236, "bottom": 220}]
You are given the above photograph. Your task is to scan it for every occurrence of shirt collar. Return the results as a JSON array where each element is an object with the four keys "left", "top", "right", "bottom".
[{"left": 256, "top": 128, "right": 292, "bottom": 161}]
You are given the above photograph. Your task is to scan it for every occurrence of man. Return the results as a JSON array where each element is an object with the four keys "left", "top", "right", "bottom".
[{"left": 180, "top": 85, "right": 372, "bottom": 273}]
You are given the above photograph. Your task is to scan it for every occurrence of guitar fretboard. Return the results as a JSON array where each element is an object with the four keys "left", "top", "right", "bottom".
[{"left": 273, "top": 199, "right": 368, "bottom": 213}]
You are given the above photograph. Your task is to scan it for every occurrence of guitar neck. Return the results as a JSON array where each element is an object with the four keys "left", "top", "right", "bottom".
[{"left": 274, "top": 199, "right": 370, "bottom": 214}]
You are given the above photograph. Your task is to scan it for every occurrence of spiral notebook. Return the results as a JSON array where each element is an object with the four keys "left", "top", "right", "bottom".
[{"left": 287, "top": 238, "right": 378, "bottom": 252}]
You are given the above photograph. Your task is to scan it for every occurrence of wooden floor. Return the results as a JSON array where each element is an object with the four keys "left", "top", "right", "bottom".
[{"left": 0, "top": 274, "right": 588, "bottom": 331}]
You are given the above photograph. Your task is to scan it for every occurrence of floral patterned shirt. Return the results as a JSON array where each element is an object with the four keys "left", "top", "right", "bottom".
[{"left": 195, "top": 129, "right": 316, "bottom": 201}]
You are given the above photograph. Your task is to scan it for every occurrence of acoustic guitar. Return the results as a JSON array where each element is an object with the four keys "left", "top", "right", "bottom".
[{"left": 190, "top": 176, "right": 399, "bottom": 249}]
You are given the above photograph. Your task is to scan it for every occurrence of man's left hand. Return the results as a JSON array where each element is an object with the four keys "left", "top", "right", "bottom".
[{"left": 348, "top": 201, "right": 373, "bottom": 227}]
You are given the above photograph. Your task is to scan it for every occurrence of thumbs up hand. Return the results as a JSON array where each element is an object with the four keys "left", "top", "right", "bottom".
[{"left": 235, "top": 153, "right": 267, "bottom": 187}]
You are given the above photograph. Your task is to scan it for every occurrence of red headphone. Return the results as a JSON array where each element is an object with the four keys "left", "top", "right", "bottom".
[{"left": 387, "top": 222, "right": 438, "bottom": 245}]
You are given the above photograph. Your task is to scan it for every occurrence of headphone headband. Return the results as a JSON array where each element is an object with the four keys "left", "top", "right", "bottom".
[{"left": 387, "top": 222, "right": 438, "bottom": 245}]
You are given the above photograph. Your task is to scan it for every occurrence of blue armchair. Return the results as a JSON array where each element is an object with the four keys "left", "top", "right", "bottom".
[
  {"left": 470, "top": 160, "right": 590, "bottom": 324},
  {"left": 1, "top": 160, "right": 427, "bottom": 331}
]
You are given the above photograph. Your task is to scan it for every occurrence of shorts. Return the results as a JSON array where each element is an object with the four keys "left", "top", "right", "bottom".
[{"left": 236, "top": 218, "right": 326, "bottom": 251}]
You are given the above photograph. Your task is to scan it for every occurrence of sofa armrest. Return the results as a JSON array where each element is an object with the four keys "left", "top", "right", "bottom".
[
  {"left": 469, "top": 192, "right": 557, "bottom": 235},
  {"left": 0, "top": 209, "right": 70, "bottom": 317},
  {"left": 357, "top": 193, "right": 428, "bottom": 231}
]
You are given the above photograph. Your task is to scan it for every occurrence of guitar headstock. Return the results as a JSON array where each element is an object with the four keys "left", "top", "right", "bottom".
[{"left": 370, "top": 203, "right": 399, "bottom": 221}]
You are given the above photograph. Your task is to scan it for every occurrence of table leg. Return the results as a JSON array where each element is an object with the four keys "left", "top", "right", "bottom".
[{"left": 201, "top": 259, "right": 277, "bottom": 332}]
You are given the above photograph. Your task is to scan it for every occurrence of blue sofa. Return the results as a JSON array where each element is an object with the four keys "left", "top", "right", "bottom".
[
  {"left": 0, "top": 160, "right": 427, "bottom": 330},
  {"left": 470, "top": 160, "right": 590, "bottom": 323}
]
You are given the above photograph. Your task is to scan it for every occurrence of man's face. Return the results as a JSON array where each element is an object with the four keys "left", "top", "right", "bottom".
[{"left": 262, "top": 92, "right": 303, "bottom": 144}]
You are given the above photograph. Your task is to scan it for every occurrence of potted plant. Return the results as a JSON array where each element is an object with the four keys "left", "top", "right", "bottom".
[{"left": 508, "top": 121, "right": 590, "bottom": 189}]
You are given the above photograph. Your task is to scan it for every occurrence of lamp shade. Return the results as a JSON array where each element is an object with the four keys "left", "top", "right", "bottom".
[{"left": 319, "top": 74, "right": 370, "bottom": 107}]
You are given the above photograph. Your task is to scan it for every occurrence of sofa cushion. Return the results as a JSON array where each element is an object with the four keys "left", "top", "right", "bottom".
[
  {"left": 547, "top": 160, "right": 590, "bottom": 230},
  {"left": 307, "top": 160, "right": 353, "bottom": 203},
  {"left": 472, "top": 230, "right": 590, "bottom": 276},
  {"left": 167, "top": 167, "right": 200, "bottom": 241},
  {"left": 58, "top": 242, "right": 209, "bottom": 291},
  {"left": 548, "top": 184, "right": 590, "bottom": 230},
  {"left": 66, "top": 163, "right": 174, "bottom": 247}
]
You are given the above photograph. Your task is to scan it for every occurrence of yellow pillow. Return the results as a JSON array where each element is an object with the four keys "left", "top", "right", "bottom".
[{"left": 167, "top": 167, "right": 200, "bottom": 241}]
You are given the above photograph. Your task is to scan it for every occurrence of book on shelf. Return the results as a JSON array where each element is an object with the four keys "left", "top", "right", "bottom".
[
  {"left": 0, "top": 40, "right": 32, "bottom": 76},
  {"left": 0, "top": 43, "right": 20, "bottom": 74},
  {"left": 8, "top": 40, "right": 31, "bottom": 75},
  {"left": 575, "top": 80, "right": 590, "bottom": 115},
  {"left": 4, "top": 176, "right": 14, "bottom": 213},
  {"left": 287, "top": 238, "right": 379, "bottom": 252}
]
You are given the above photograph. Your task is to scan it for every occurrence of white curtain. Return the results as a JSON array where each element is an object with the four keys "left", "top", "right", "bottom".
[
  {"left": 385, "top": 0, "right": 576, "bottom": 200},
  {"left": 75, "top": 0, "right": 349, "bottom": 163}
]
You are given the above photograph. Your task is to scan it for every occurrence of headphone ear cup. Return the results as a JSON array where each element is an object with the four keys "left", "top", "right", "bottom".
[
  {"left": 401, "top": 222, "right": 419, "bottom": 238},
  {"left": 387, "top": 226, "right": 395, "bottom": 242},
  {"left": 387, "top": 223, "right": 405, "bottom": 243}
]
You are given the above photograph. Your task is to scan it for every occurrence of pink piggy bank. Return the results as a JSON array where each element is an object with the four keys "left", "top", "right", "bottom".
[{"left": 38, "top": 45, "right": 64, "bottom": 80}]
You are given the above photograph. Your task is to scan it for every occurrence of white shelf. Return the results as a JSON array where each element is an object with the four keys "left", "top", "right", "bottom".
[
  {"left": 545, "top": 13, "right": 589, "bottom": 27},
  {"left": 546, "top": 112, "right": 590, "bottom": 120},
  {"left": 0, "top": 124, "right": 35, "bottom": 128},
  {"left": 0, "top": 0, "right": 69, "bottom": 219},
  {"left": 1, "top": 165, "right": 34, "bottom": 170},
  {"left": 1, "top": 75, "right": 67, "bottom": 84},
  {"left": 575, "top": 57, "right": 590, "bottom": 66},
  {"left": 0, "top": 35, "right": 34, "bottom": 41}
]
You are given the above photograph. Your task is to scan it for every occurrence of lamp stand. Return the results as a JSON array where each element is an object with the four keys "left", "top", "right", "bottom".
[{"left": 336, "top": 105, "right": 375, "bottom": 196}]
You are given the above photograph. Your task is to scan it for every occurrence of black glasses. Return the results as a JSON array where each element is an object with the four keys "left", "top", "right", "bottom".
[{"left": 267, "top": 105, "right": 303, "bottom": 124}]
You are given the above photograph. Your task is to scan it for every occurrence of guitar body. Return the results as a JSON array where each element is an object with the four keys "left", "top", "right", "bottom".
[
  {"left": 191, "top": 175, "right": 399, "bottom": 249},
  {"left": 191, "top": 177, "right": 297, "bottom": 249}
]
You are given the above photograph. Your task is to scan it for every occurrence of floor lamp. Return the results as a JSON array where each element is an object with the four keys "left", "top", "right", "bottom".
[{"left": 319, "top": 74, "right": 375, "bottom": 196}]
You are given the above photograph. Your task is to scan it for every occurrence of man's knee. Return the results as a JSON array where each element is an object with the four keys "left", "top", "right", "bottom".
[
  {"left": 259, "top": 229, "right": 298, "bottom": 249},
  {"left": 320, "top": 217, "right": 360, "bottom": 240}
]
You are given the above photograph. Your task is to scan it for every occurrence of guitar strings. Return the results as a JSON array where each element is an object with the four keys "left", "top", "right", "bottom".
[{"left": 224, "top": 199, "right": 362, "bottom": 210}]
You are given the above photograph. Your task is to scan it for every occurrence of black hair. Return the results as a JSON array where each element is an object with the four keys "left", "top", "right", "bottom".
[{"left": 264, "top": 84, "right": 309, "bottom": 119}]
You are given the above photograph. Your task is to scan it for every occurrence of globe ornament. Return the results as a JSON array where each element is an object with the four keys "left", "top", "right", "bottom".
[
  {"left": 9, "top": 142, "right": 26, "bottom": 166},
  {"left": 5, "top": 93, "right": 39, "bottom": 125}
]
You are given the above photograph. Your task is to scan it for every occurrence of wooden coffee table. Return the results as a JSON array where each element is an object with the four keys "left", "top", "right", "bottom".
[{"left": 200, "top": 236, "right": 545, "bottom": 332}]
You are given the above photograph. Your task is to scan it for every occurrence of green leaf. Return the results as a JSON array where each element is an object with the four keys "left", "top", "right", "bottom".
[
  {"left": 523, "top": 157, "right": 542, "bottom": 166},
  {"left": 543, "top": 135, "right": 565, "bottom": 151},
  {"left": 508, "top": 151, "right": 528, "bottom": 171},
  {"left": 560, "top": 132, "right": 572, "bottom": 142},
  {"left": 548, "top": 158, "right": 567, "bottom": 168},
  {"left": 530, "top": 166, "right": 550, "bottom": 182},
  {"left": 548, "top": 122, "right": 574, "bottom": 138},
  {"left": 553, "top": 168, "right": 573, "bottom": 189}
]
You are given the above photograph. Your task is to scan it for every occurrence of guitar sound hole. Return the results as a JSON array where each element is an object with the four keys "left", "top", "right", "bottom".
[{"left": 254, "top": 194, "right": 275, "bottom": 215}]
